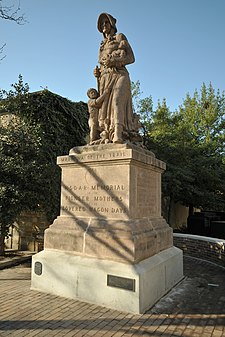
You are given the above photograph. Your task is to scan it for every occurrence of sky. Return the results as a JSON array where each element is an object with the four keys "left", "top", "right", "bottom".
[{"left": 0, "top": 0, "right": 225, "bottom": 111}]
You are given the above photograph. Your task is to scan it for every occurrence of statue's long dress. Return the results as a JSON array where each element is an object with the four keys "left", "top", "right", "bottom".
[{"left": 98, "top": 33, "right": 135, "bottom": 140}]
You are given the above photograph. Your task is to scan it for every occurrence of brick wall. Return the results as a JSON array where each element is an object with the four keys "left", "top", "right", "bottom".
[{"left": 173, "top": 233, "right": 225, "bottom": 268}]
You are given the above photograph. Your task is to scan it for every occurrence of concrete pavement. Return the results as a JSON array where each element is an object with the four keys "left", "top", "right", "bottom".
[{"left": 0, "top": 256, "right": 225, "bottom": 336}]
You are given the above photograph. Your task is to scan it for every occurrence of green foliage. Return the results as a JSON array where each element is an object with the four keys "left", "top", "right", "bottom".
[
  {"left": 0, "top": 75, "right": 89, "bottom": 253},
  {"left": 0, "top": 118, "right": 42, "bottom": 225},
  {"left": 131, "top": 81, "right": 153, "bottom": 139},
  {"left": 133, "top": 81, "right": 225, "bottom": 220}
]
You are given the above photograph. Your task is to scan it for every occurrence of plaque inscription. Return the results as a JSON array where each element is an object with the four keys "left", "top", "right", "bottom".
[
  {"left": 107, "top": 275, "right": 135, "bottom": 292},
  {"left": 34, "top": 262, "right": 43, "bottom": 276}
]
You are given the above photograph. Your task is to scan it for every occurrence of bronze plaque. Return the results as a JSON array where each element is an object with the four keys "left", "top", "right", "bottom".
[
  {"left": 34, "top": 262, "right": 42, "bottom": 276},
  {"left": 107, "top": 274, "right": 135, "bottom": 292}
]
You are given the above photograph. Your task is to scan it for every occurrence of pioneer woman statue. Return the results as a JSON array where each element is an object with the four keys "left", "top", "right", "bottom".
[{"left": 91, "top": 12, "right": 141, "bottom": 145}]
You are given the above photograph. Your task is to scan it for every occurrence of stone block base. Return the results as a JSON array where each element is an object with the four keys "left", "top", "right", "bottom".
[
  {"left": 31, "top": 247, "right": 183, "bottom": 314},
  {"left": 44, "top": 215, "right": 173, "bottom": 264}
]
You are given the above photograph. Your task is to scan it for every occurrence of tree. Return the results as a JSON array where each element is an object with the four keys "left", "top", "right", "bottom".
[
  {"left": 0, "top": 0, "right": 25, "bottom": 60},
  {"left": 0, "top": 0, "right": 24, "bottom": 23},
  {"left": 0, "top": 75, "right": 89, "bottom": 254},
  {"left": 131, "top": 80, "right": 153, "bottom": 142},
  {"left": 173, "top": 83, "right": 225, "bottom": 212},
  {"left": 133, "top": 82, "right": 225, "bottom": 224},
  {"left": 0, "top": 114, "right": 43, "bottom": 254}
]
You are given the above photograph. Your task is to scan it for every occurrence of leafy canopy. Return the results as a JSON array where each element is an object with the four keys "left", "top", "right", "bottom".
[
  {"left": 132, "top": 81, "right": 225, "bottom": 216},
  {"left": 0, "top": 75, "right": 89, "bottom": 253}
]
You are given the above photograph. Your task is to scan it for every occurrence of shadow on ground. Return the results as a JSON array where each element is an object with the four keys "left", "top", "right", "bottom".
[{"left": 0, "top": 256, "right": 224, "bottom": 337}]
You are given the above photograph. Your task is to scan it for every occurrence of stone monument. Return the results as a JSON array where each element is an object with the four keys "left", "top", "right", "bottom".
[{"left": 31, "top": 13, "right": 183, "bottom": 314}]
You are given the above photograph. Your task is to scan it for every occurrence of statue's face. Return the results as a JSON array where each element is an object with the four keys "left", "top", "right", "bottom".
[
  {"left": 101, "top": 19, "right": 111, "bottom": 35},
  {"left": 89, "top": 89, "right": 98, "bottom": 99}
]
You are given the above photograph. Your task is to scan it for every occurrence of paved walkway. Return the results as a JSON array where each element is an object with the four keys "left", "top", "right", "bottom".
[{"left": 0, "top": 256, "right": 225, "bottom": 336}]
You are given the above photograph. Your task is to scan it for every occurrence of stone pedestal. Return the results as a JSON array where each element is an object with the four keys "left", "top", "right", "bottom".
[{"left": 31, "top": 144, "right": 183, "bottom": 313}]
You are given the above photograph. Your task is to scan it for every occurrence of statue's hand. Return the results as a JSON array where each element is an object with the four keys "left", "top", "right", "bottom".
[{"left": 93, "top": 66, "right": 100, "bottom": 78}]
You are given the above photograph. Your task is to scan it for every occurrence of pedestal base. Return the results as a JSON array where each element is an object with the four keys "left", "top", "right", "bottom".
[
  {"left": 31, "top": 246, "right": 183, "bottom": 314},
  {"left": 44, "top": 144, "right": 173, "bottom": 264}
]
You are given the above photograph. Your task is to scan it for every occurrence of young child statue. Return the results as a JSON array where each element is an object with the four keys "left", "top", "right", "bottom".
[{"left": 87, "top": 87, "right": 111, "bottom": 144}]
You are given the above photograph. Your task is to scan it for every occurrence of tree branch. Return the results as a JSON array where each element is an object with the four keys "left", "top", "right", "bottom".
[
  {"left": 0, "top": 43, "right": 6, "bottom": 61},
  {"left": 0, "top": 0, "right": 26, "bottom": 24}
]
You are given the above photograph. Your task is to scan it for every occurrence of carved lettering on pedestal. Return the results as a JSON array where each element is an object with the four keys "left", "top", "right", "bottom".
[
  {"left": 58, "top": 151, "right": 127, "bottom": 165},
  {"left": 61, "top": 182, "right": 128, "bottom": 217},
  {"left": 89, "top": 207, "right": 109, "bottom": 213},
  {"left": 68, "top": 185, "right": 88, "bottom": 191},
  {"left": 111, "top": 207, "right": 125, "bottom": 214},
  {"left": 94, "top": 196, "right": 123, "bottom": 202},
  {"left": 66, "top": 195, "right": 89, "bottom": 202},
  {"left": 91, "top": 184, "right": 125, "bottom": 191},
  {"left": 61, "top": 205, "right": 86, "bottom": 212}
]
